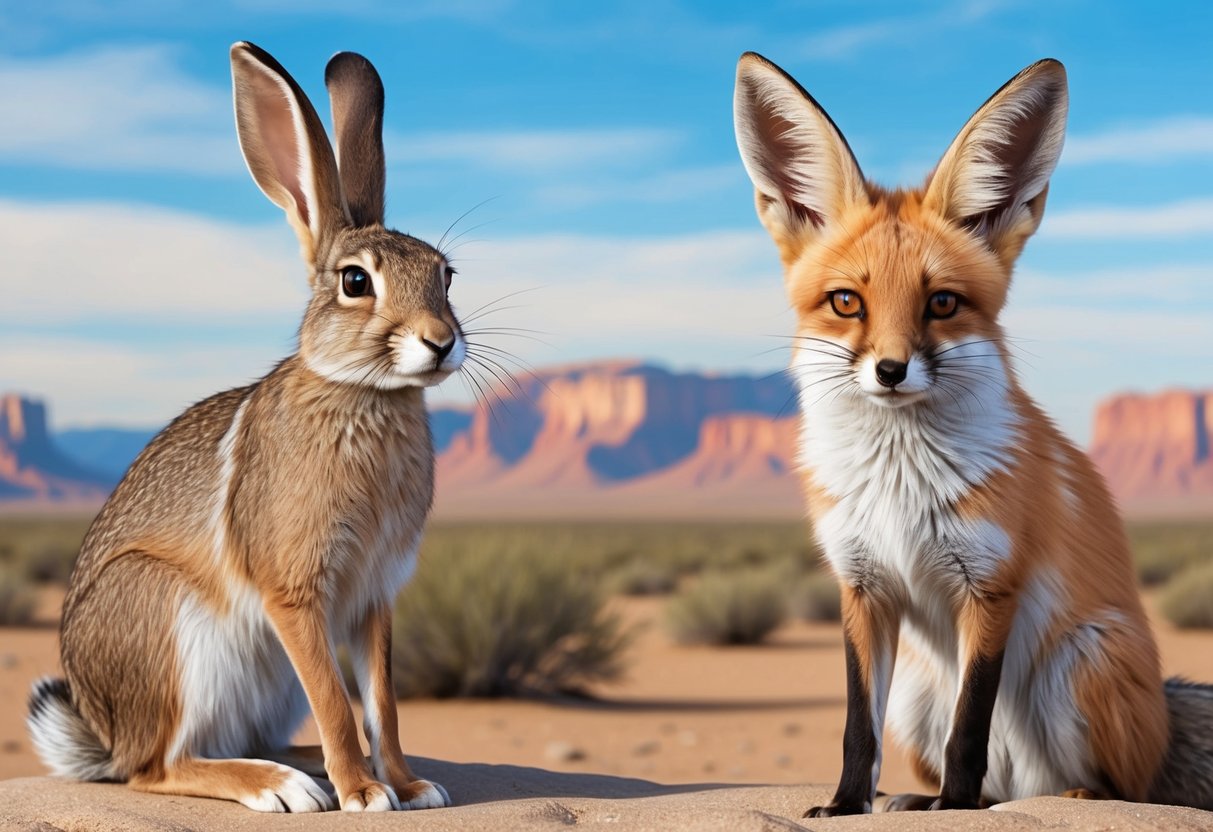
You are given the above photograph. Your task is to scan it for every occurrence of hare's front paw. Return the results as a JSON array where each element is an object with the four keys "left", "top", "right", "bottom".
[
  {"left": 396, "top": 778, "right": 451, "bottom": 809},
  {"left": 242, "top": 764, "right": 334, "bottom": 812},
  {"left": 340, "top": 780, "right": 400, "bottom": 812}
]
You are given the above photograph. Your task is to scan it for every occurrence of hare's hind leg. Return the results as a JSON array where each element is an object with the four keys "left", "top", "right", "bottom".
[{"left": 130, "top": 757, "right": 332, "bottom": 812}]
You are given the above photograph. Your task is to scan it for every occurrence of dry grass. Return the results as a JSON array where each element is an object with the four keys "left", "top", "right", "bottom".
[
  {"left": 665, "top": 568, "right": 789, "bottom": 646},
  {"left": 391, "top": 546, "right": 635, "bottom": 698},
  {"left": 0, "top": 565, "right": 37, "bottom": 626},
  {"left": 1157, "top": 560, "right": 1213, "bottom": 630}
]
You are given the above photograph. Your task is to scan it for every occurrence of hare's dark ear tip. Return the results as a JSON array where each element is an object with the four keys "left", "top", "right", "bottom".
[{"left": 325, "top": 51, "right": 382, "bottom": 87}]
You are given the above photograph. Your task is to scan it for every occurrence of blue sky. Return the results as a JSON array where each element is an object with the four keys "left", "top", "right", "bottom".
[{"left": 1, "top": 1, "right": 1210, "bottom": 443}]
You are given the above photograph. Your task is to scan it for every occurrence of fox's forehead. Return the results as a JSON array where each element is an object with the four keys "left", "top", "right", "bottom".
[{"left": 788, "top": 200, "right": 1011, "bottom": 316}]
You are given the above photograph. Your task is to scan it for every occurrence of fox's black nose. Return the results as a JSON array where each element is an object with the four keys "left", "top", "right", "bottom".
[
  {"left": 875, "top": 359, "right": 908, "bottom": 388},
  {"left": 422, "top": 336, "right": 455, "bottom": 361}
]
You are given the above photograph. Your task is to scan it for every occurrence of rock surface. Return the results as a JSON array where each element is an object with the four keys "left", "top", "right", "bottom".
[
  {"left": 1090, "top": 390, "right": 1213, "bottom": 508},
  {"left": 3, "top": 766, "right": 1212, "bottom": 831}
]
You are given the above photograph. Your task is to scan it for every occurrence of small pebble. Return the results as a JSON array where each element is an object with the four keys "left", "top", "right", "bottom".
[
  {"left": 781, "top": 722, "right": 802, "bottom": 737},
  {"left": 632, "top": 740, "right": 660, "bottom": 757},
  {"left": 545, "top": 740, "right": 587, "bottom": 763}
]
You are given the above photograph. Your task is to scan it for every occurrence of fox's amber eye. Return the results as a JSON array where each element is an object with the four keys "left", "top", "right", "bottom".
[
  {"left": 341, "top": 266, "right": 372, "bottom": 298},
  {"left": 830, "top": 290, "right": 864, "bottom": 318},
  {"left": 926, "top": 291, "right": 958, "bottom": 319}
]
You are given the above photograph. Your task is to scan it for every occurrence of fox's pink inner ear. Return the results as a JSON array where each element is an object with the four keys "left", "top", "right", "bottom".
[
  {"left": 733, "top": 53, "right": 867, "bottom": 264},
  {"left": 924, "top": 59, "right": 1068, "bottom": 264}
]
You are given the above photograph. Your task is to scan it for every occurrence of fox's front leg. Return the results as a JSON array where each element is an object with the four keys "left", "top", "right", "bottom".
[
  {"left": 805, "top": 581, "right": 901, "bottom": 817},
  {"left": 931, "top": 590, "right": 1016, "bottom": 810},
  {"left": 264, "top": 596, "right": 399, "bottom": 812},
  {"left": 350, "top": 603, "right": 450, "bottom": 809}
]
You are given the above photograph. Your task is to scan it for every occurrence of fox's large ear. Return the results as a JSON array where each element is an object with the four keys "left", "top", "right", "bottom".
[
  {"left": 733, "top": 52, "right": 867, "bottom": 266},
  {"left": 325, "top": 51, "right": 386, "bottom": 228},
  {"left": 925, "top": 59, "right": 1068, "bottom": 266},
  {"left": 231, "top": 42, "right": 349, "bottom": 263}
]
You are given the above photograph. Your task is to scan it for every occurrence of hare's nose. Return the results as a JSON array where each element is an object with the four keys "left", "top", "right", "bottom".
[{"left": 421, "top": 334, "right": 455, "bottom": 361}]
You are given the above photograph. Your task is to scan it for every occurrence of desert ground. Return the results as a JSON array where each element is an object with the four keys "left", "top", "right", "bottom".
[{"left": 2, "top": 580, "right": 1213, "bottom": 830}]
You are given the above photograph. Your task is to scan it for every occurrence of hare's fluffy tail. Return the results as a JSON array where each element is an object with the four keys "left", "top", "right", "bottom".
[
  {"left": 27, "top": 676, "right": 117, "bottom": 781},
  {"left": 1150, "top": 677, "right": 1213, "bottom": 810}
]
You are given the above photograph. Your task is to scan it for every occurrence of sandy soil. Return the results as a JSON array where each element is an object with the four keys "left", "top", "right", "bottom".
[{"left": 1, "top": 591, "right": 1211, "bottom": 829}]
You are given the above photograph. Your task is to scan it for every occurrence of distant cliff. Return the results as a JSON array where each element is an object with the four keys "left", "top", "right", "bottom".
[
  {"left": 0, "top": 395, "right": 114, "bottom": 500},
  {"left": 1089, "top": 390, "right": 1213, "bottom": 509},
  {"left": 5, "top": 373, "right": 1212, "bottom": 518}
]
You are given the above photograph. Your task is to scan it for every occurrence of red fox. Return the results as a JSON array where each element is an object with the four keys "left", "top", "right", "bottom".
[{"left": 733, "top": 52, "right": 1213, "bottom": 815}]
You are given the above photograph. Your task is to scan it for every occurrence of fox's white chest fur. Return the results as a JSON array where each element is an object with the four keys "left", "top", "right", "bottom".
[
  {"left": 796, "top": 339, "right": 1019, "bottom": 596},
  {"left": 796, "top": 347, "right": 1099, "bottom": 801}
]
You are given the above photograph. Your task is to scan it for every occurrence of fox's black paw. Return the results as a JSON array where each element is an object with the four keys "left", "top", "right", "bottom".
[
  {"left": 882, "top": 792, "right": 938, "bottom": 812},
  {"left": 803, "top": 801, "right": 870, "bottom": 817}
]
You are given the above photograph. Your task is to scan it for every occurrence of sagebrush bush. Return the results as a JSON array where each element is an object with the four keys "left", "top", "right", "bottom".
[
  {"left": 610, "top": 560, "right": 679, "bottom": 596},
  {"left": 0, "top": 566, "right": 38, "bottom": 626},
  {"left": 665, "top": 569, "right": 788, "bottom": 646},
  {"left": 0, "top": 516, "right": 90, "bottom": 585},
  {"left": 391, "top": 547, "right": 634, "bottom": 698},
  {"left": 1157, "top": 561, "right": 1213, "bottom": 630},
  {"left": 1129, "top": 522, "right": 1213, "bottom": 587},
  {"left": 792, "top": 571, "right": 842, "bottom": 622}
]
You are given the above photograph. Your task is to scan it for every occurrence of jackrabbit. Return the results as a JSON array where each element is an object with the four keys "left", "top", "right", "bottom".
[{"left": 28, "top": 42, "right": 463, "bottom": 812}]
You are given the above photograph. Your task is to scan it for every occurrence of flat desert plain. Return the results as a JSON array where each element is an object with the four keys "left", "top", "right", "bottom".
[{"left": 1, "top": 589, "right": 1212, "bottom": 830}]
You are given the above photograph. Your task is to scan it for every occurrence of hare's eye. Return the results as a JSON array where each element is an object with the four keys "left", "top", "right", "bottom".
[
  {"left": 444, "top": 266, "right": 456, "bottom": 291},
  {"left": 341, "top": 266, "right": 372, "bottom": 298}
]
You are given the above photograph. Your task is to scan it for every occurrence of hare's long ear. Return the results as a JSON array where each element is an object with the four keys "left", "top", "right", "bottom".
[
  {"left": 924, "top": 59, "right": 1068, "bottom": 267},
  {"left": 325, "top": 52, "right": 386, "bottom": 228},
  {"left": 231, "top": 42, "right": 349, "bottom": 262},
  {"left": 734, "top": 52, "right": 867, "bottom": 267}
]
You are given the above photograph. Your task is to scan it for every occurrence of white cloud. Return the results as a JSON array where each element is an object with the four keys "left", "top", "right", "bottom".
[
  {"left": 0, "top": 198, "right": 307, "bottom": 324},
  {"left": 1, "top": 334, "right": 281, "bottom": 430},
  {"left": 1064, "top": 116, "right": 1213, "bottom": 165},
  {"left": 0, "top": 45, "right": 237, "bottom": 174},
  {"left": 1040, "top": 197, "right": 1213, "bottom": 239},
  {"left": 388, "top": 127, "right": 681, "bottom": 173},
  {"left": 533, "top": 164, "right": 741, "bottom": 208},
  {"left": 798, "top": 0, "right": 1008, "bottom": 61}
]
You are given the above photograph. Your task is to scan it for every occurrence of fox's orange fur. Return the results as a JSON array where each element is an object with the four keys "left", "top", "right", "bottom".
[{"left": 733, "top": 52, "right": 1208, "bottom": 816}]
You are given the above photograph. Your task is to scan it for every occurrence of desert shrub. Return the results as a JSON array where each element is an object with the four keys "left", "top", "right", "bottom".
[
  {"left": 0, "top": 566, "right": 38, "bottom": 626},
  {"left": 0, "top": 516, "right": 90, "bottom": 584},
  {"left": 1129, "top": 522, "right": 1213, "bottom": 587},
  {"left": 665, "top": 569, "right": 788, "bottom": 646},
  {"left": 610, "top": 560, "right": 679, "bottom": 596},
  {"left": 391, "top": 547, "right": 633, "bottom": 698},
  {"left": 1157, "top": 561, "right": 1213, "bottom": 630},
  {"left": 792, "top": 571, "right": 842, "bottom": 622}
]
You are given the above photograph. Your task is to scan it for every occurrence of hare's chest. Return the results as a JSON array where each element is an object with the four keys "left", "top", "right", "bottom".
[{"left": 328, "top": 424, "right": 432, "bottom": 621}]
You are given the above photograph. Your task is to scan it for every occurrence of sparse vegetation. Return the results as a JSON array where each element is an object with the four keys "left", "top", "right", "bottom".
[
  {"left": 0, "top": 515, "right": 90, "bottom": 585},
  {"left": 391, "top": 546, "right": 635, "bottom": 698},
  {"left": 792, "top": 571, "right": 842, "bottom": 622},
  {"left": 611, "top": 560, "right": 679, "bottom": 596},
  {"left": 665, "top": 568, "right": 789, "bottom": 646},
  {"left": 1129, "top": 522, "right": 1213, "bottom": 587},
  {"left": 1157, "top": 561, "right": 1213, "bottom": 630},
  {"left": 0, "top": 565, "right": 37, "bottom": 626}
]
